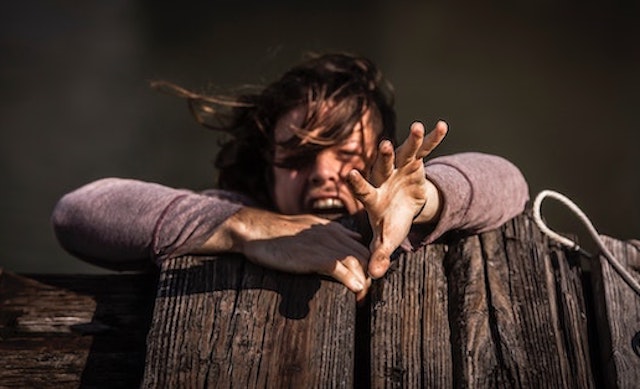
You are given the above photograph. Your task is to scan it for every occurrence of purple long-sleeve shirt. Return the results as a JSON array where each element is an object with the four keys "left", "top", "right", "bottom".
[{"left": 51, "top": 152, "right": 529, "bottom": 269}]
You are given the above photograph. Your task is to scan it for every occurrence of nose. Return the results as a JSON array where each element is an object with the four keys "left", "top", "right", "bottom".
[{"left": 308, "top": 150, "right": 341, "bottom": 187}]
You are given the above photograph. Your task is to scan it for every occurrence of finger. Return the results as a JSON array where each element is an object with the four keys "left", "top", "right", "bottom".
[
  {"left": 331, "top": 260, "right": 366, "bottom": 294},
  {"left": 417, "top": 120, "right": 448, "bottom": 159},
  {"left": 356, "top": 277, "right": 372, "bottom": 304},
  {"left": 341, "top": 254, "right": 368, "bottom": 287},
  {"left": 395, "top": 122, "right": 425, "bottom": 167},
  {"left": 346, "top": 169, "right": 377, "bottom": 208},
  {"left": 370, "top": 139, "right": 395, "bottom": 186},
  {"left": 368, "top": 247, "right": 392, "bottom": 279}
]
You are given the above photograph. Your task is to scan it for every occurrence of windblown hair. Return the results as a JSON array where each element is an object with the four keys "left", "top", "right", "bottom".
[{"left": 152, "top": 53, "right": 397, "bottom": 208}]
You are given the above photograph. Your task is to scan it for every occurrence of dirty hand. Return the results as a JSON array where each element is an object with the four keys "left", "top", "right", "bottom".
[
  {"left": 201, "top": 207, "right": 371, "bottom": 301},
  {"left": 346, "top": 120, "right": 448, "bottom": 279}
]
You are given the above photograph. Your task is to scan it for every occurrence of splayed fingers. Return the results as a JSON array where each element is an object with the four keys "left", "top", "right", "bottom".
[
  {"left": 395, "top": 122, "right": 426, "bottom": 167},
  {"left": 417, "top": 120, "right": 448, "bottom": 159},
  {"left": 370, "top": 139, "right": 395, "bottom": 187},
  {"left": 396, "top": 121, "right": 448, "bottom": 164}
]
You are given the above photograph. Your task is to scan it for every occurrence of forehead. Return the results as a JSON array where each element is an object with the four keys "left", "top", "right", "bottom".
[{"left": 273, "top": 106, "right": 380, "bottom": 145}]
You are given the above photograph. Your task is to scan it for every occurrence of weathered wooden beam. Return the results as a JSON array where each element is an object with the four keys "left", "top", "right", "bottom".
[
  {"left": 0, "top": 270, "right": 156, "bottom": 388},
  {"left": 369, "top": 213, "right": 595, "bottom": 388},
  {"left": 142, "top": 254, "right": 356, "bottom": 388},
  {"left": 6, "top": 214, "right": 638, "bottom": 387},
  {"left": 369, "top": 243, "right": 452, "bottom": 388},
  {"left": 590, "top": 236, "right": 640, "bottom": 388},
  {"left": 142, "top": 212, "right": 640, "bottom": 388}
]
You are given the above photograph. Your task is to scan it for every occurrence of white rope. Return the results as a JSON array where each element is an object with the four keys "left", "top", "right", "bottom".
[{"left": 532, "top": 190, "right": 640, "bottom": 296}]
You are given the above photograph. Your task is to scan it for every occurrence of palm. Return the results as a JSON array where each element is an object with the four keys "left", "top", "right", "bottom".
[{"left": 347, "top": 121, "right": 448, "bottom": 278}]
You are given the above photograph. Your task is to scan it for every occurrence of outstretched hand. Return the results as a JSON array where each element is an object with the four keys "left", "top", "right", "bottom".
[{"left": 346, "top": 120, "right": 448, "bottom": 279}]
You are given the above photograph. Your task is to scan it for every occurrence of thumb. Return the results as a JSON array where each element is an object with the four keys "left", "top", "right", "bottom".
[
  {"left": 346, "top": 169, "right": 376, "bottom": 207},
  {"left": 368, "top": 248, "right": 391, "bottom": 279}
]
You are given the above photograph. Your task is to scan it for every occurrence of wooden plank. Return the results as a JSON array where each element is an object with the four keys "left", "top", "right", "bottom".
[
  {"left": 445, "top": 233, "right": 509, "bottom": 388},
  {"left": 369, "top": 213, "right": 595, "bottom": 388},
  {"left": 0, "top": 269, "right": 156, "bottom": 388},
  {"left": 142, "top": 254, "right": 356, "bottom": 388},
  {"left": 487, "top": 215, "right": 593, "bottom": 388},
  {"left": 590, "top": 236, "right": 640, "bottom": 388},
  {"left": 369, "top": 244, "right": 451, "bottom": 388}
]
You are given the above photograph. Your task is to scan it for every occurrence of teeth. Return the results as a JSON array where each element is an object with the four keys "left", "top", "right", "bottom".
[{"left": 312, "top": 198, "right": 345, "bottom": 209}]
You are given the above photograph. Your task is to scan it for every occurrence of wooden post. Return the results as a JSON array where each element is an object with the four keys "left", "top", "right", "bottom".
[
  {"left": 590, "top": 236, "right": 640, "bottom": 388},
  {"left": 369, "top": 213, "right": 594, "bottom": 388},
  {"left": 142, "top": 212, "right": 640, "bottom": 387},
  {"left": 0, "top": 270, "right": 156, "bottom": 388},
  {"left": 142, "top": 254, "right": 356, "bottom": 388},
  {"left": 4, "top": 215, "right": 637, "bottom": 386},
  {"left": 369, "top": 243, "right": 452, "bottom": 388}
]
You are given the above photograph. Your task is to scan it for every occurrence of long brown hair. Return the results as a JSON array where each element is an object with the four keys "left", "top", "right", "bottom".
[{"left": 152, "top": 52, "right": 397, "bottom": 207}]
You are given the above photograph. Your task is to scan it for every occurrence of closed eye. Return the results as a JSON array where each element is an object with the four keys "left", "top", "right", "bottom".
[{"left": 338, "top": 149, "right": 362, "bottom": 159}]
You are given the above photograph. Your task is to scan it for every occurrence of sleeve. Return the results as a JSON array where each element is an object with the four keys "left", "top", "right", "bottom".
[
  {"left": 407, "top": 152, "right": 530, "bottom": 248},
  {"left": 51, "top": 178, "right": 245, "bottom": 268}
]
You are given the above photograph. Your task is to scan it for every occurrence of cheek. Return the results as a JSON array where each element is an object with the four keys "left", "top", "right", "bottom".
[
  {"left": 341, "top": 158, "right": 368, "bottom": 181},
  {"left": 352, "top": 158, "right": 367, "bottom": 174}
]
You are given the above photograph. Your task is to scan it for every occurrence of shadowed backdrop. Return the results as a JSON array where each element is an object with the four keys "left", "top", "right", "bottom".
[{"left": 1, "top": 0, "right": 638, "bottom": 273}]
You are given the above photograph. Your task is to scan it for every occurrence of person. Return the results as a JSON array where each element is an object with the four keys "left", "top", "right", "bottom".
[{"left": 51, "top": 53, "right": 529, "bottom": 301}]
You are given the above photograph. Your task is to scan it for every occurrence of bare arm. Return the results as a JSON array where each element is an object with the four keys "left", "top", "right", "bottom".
[{"left": 197, "top": 207, "right": 371, "bottom": 299}]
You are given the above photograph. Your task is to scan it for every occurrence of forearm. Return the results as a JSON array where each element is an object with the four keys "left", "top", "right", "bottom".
[
  {"left": 51, "top": 178, "right": 243, "bottom": 265},
  {"left": 195, "top": 206, "right": 264, "bottom": 255},
  {"left": 196, "top": 206, "right": 357, "bottom": 261},
  {"left": 412, "top": 152, "right": 529, "bottom": 246},
  {"left": 196, "top": 206, "right": 371, "bottom": 296}
]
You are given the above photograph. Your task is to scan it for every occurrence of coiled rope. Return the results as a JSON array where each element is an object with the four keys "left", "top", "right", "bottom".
[{"left": 532, "top": 190, "right": 640, "bottom": 296}]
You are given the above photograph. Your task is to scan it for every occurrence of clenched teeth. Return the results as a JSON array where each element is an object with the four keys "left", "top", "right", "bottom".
[{"left": 312, "top": 198, "right": 345, "bottom": 210}]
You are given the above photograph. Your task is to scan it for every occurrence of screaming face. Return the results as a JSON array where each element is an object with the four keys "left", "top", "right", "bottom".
[{"left": 271, "top": 106, "right": 380, "bottom": 219}]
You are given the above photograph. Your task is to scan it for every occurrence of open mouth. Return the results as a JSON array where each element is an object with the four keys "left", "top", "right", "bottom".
[{"left": 310, "top": 198, "right": 347, "bottom": 218}]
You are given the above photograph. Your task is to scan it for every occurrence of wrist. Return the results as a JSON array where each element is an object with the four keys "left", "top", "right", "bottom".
[
  {"left": 413, "top": 200, "right": 427, "bottom": 221},
  {"left": 413, "top": 180, "right": 442, "bottom": 224},
  {"left": 197, "top": 206, "right": 257, "bottom": 255}
]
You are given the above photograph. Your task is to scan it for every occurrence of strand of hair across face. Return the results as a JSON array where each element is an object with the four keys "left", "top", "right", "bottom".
[{"left": 532, "top": 190, "right": 640, "bottom": 296}]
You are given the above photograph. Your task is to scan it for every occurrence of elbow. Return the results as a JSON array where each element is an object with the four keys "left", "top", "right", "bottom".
[
  {"left": 52, "top": 190, "right": 76, "bottom": 228},
  {"left": 50, "top": 178, "right": 117, "bottom": 254},
  {"left": 50, "top": 178, "right": 162, "bottom": 270},
  {"left": 51, "top": 189, "right": 86, "bottom": 254},
  {"left": 513, "top": 164, "right": 531, "bottom": 214}
]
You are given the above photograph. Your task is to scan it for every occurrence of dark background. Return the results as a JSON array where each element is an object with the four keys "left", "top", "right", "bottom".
[{"left": 1, "top": 1, "right": 638, "bottom": 273}]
